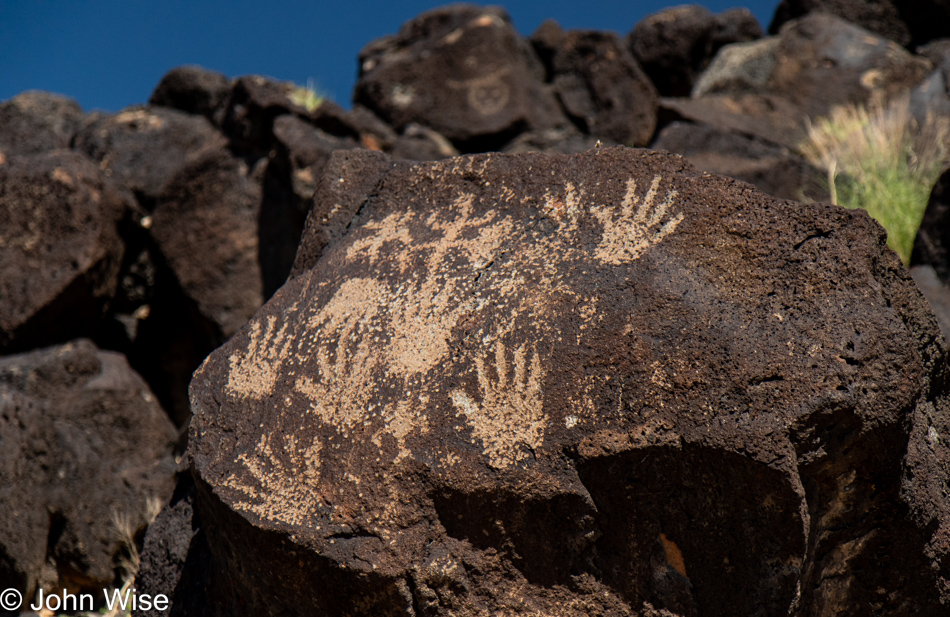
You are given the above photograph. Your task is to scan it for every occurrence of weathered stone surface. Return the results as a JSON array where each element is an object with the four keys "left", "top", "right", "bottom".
[
  {"left": 551, "top": 30, "right": 658, "bottom": 146},
  {"left": 770, "top": 0, "right": 950, "bottom": 48},
  {"left": 73, "top": 106, "right": 226, "bottom": 206},
  {"left": 659, "top": 93, "right": 809, "bottom": 150},
  {"left": 503, "top": 127, "right": 606, "bottom": 155},
  {"left": 390, "top": 123, "right": 459, "bottom": 161},
  {"left": 693, "top": 14, "right": 932, "bottom": 120},
  {"left": 150, "top": 146, "right": 264, "bottom": 340},
  {"left": 0, "top": 150, "right": 128, "bottom": 353},
  {"left": 0, "top": 340, "right": 177, "bottom": 599},
  {"left": 628, "top": 5, "right": 763, "bottom": 97},
  {"left": 691, "top": 37, "right": 780, "bottom": 98},
  {"left": 261, "top": 115, "right": 358, "bottom": 298},
  {"left": 652, "top": 121, "right": 825, "bottom": 201},
  {"left": 149, "top": 65, "right": 232, "bottom": 126},
  {"left": 133, "top": 473, "right": 212, "bottom": 617},
  {"left": 187, "top": 147, "right": 950, "bottom": 616},
  {"left": 353, "top": 4, "right": 566, "bottom": 151},
  {"left": 913, "top": 167, "right": 950, "bottom": 282},
  {"left": 769, "top": 14, "right": 932, "bottom": 118},
  {"left": 0, "top": 91, "right": 84, "bottom": 156}
]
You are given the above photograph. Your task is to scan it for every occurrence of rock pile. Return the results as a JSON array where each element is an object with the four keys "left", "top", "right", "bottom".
[{"left": 0, "top": 2, "right": 948, "bottom": 615}]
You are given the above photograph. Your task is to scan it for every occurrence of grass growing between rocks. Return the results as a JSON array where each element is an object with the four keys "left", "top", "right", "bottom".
[
  {"left": 290, "top": 78, "right": 325, "bottom": 113},
  {"left": 799, "top": 96, "right": 950, "bottom": 265}
]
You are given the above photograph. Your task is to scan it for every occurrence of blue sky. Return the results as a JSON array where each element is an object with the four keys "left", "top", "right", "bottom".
[{"left": 0, "top": 1, "right": 780, "bottom": 113}]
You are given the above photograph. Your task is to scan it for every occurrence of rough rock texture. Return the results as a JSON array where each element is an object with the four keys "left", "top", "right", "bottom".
[
  {"left": 651, "top": 121, "right": 824, "bottom": 201},
  {"left": 149, "top": 66, "right": 232, "bottom": 126},
  {"left": 551, "top": 31, "right": 658, "bottom": 146},
  {"left": 770, "top": 0, "right": 950, "bottom": 48},
  {"left": 353, "top": 4, "right": 566, "bottom": 151},
  {"left": 912, "top": 167, "right": 950, "bottom": 282},
  {"left": 0, "top": 91, "right": 84, "bottom": 156},
  {"left": 133, "top": 473, "right": 212, "bottom": 617},
  {"left": 696, "top": 14, "right": 932, "bottom": 120},
  {"left": 768, "top": 14, "right": 933, "bottom": 118},
  {"left": 0, "top": 340, "right": 178, "bottom": 599},
  {"left": 73, "top": 106, "right": 226, "bottom": 207},
  {"left": 221, "top": 75, "right": 316, "bottom": 154},
  {"left": 261, "top": 115, "right": 358, "bottom": 298},
  {"left": 0, "top": 150, "right": 128, "bottom": 353},
  {"left": 659, "top": 93, "right": 809, "bottom": 150},
  {"left": 149, "top": 147, "right": 264, "bottom": 340},
  {"left": 628, "top": 5, "right": 763, "bottom": 97},
  {"left": 184, "top": 147, "right": 950, "bottom": 616}
]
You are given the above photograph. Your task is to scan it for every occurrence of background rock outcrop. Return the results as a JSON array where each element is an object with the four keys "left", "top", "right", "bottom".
[{"left": 0, "top": 340, "right": 177, "bottom": 599}]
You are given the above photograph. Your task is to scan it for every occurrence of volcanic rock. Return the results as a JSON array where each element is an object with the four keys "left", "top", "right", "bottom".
[
  {"left": 770, "top": 0, "right": 950, "bottom": 48},
  {"left": 0, "top": 91, "right": 84, "bottom": 157},
  {"left": 185, "top": 147, "right": 950, "bottom": 616},
  {"left": 133, "top": 473, "right": 212, "bottom": 617},
  {"left": 776, "top": 14, "right": 930, "bottom": 118},
  {"left": 261, "top": 115, "right": 359, "bottom": 298},
  {"left": 0, "top": 340, "right": 177, "bottom": 599},
  {"left": 651, "top": 121, "right": 824, "bottom": 201},
  {"left": 73, "top": 106, "right": 226, "bottom": 207},
  {"left": 628, "top": 5, "right": 763, "bottom": 97},
  {"left": 658, "top": 93, "right": 809, "bottom": 150},
  {"left": 551, "top": 30, "right": 658, "bottom": 146},
  {"left": 149, "top": 65, "right": 232, "bottom": 127},
  {"left": 353, "top": 4, "right": 566, "bottom": 151},
  {"left": 149, "top": 146, "right": 264, "bottom": 341},
  {"left": 0, "top": 150, "right": 128, "bottom": 353}
]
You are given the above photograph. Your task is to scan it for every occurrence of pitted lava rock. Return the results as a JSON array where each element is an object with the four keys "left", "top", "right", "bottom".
[
  {"left": 0, "top": 150, "right": 128, "bottom": 353},
  {"left": 0, "top": 340, "right": 178, "bottom": 599},
  {"left": 353, "top": 4, "right": 566, "bottom": 151},
  {"left": 185, "top": 147, "right": 950, "bottom": 616}
]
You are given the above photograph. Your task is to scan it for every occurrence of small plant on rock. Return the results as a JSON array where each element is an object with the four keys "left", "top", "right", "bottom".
[
  {"left": 290, "top": 78, "right": 325, "bottom": 113},
  {"left": 799, "top": 95, "right": 950, "bottom": 265}
]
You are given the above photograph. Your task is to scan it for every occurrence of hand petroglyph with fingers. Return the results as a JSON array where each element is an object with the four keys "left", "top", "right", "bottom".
[
  {"left": 594, "top": 175, "right": 684, "bottom": 265},
  {"left": 451, "top": 340, "right": 546, "bottom": 469}
]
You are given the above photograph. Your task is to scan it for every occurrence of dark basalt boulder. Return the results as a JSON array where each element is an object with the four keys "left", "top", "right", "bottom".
[
  {"left": 179, "top": 147, "right": 949, "bottom": 616},
  {"left": 353, "top": 4, "right": 566, "bottom": 152},
  {"left": 149, "top": 146, "right": 264, "bottom": 341},
  {"left": 628, "top": 5, "right": 762, "bottom": 97},
  {"left": 261, "top": 115, "right": 359, "bottom": 298},
  {"left": 651, "top": 121, "right": 825, "bottom": 202},
  {"left": 149, "top": 65, "right": 232, "bottom": 127},
  {"left": 0, "top": 339, "right": 178, "bottom": 600},
  {"left": 0, "top": 91, "right": 85, "bottom": 157},
  {"left": 0, "top": 150, "right": 128, "bottom": 353},
  {"left": 550, "top": 30, "right": 659, "bottom": 146},
  {"left": 770, "top": 0, "right": 950, "bottom": 49},
  {"left": 73, "top": 106, "right": 226, "bottom": 207},
  {"left": 696, "top": 14, "right": 933, "bottom": 120}
]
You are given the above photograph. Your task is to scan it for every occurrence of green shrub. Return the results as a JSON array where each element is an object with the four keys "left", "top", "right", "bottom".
[{"left": 799, "top": 96, "right": 950, "bottom": 265}]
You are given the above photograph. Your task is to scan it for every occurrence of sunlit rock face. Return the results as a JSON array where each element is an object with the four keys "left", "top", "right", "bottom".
[{"left": 187, "top": 147, "right": 950, "bottom": 617}]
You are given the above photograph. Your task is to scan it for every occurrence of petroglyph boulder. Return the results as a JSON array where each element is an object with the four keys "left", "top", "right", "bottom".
[
  {"left": 353, "top": 4, "right": 566, "bottom": 151},
  {"left": 186, "top": 147, "right": 950, "bottom": 616}
]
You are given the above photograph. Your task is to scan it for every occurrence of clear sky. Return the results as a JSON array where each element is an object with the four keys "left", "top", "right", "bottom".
[{"left": 0, "top": 1, "right": 780, "bottom": 113}]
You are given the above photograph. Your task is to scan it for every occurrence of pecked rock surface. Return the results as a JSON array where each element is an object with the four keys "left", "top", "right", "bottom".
[
  {"left": 0, "top": 339, "right": 178, "bottom": 599},
  {"left": 353, "top": 4, "right": 566, "bottom": 151},
  {"left": 184, "top": 147, "right": 950, "bottom": 616}
]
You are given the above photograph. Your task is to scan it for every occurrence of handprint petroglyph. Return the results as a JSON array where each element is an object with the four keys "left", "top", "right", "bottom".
[
  {"left": 594, "top": 175, "right": 684, "bottom": 265},
  {"left": 451, "top": 340, "right": 546, "bottom": 469},
  {"left": 227, "top": 314, "right": 294, "bottom": 399}
]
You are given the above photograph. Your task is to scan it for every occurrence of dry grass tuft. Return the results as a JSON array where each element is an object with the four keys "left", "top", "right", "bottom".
[{"left": 799, "top": 95, "right": 950, "bottom": 265}]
